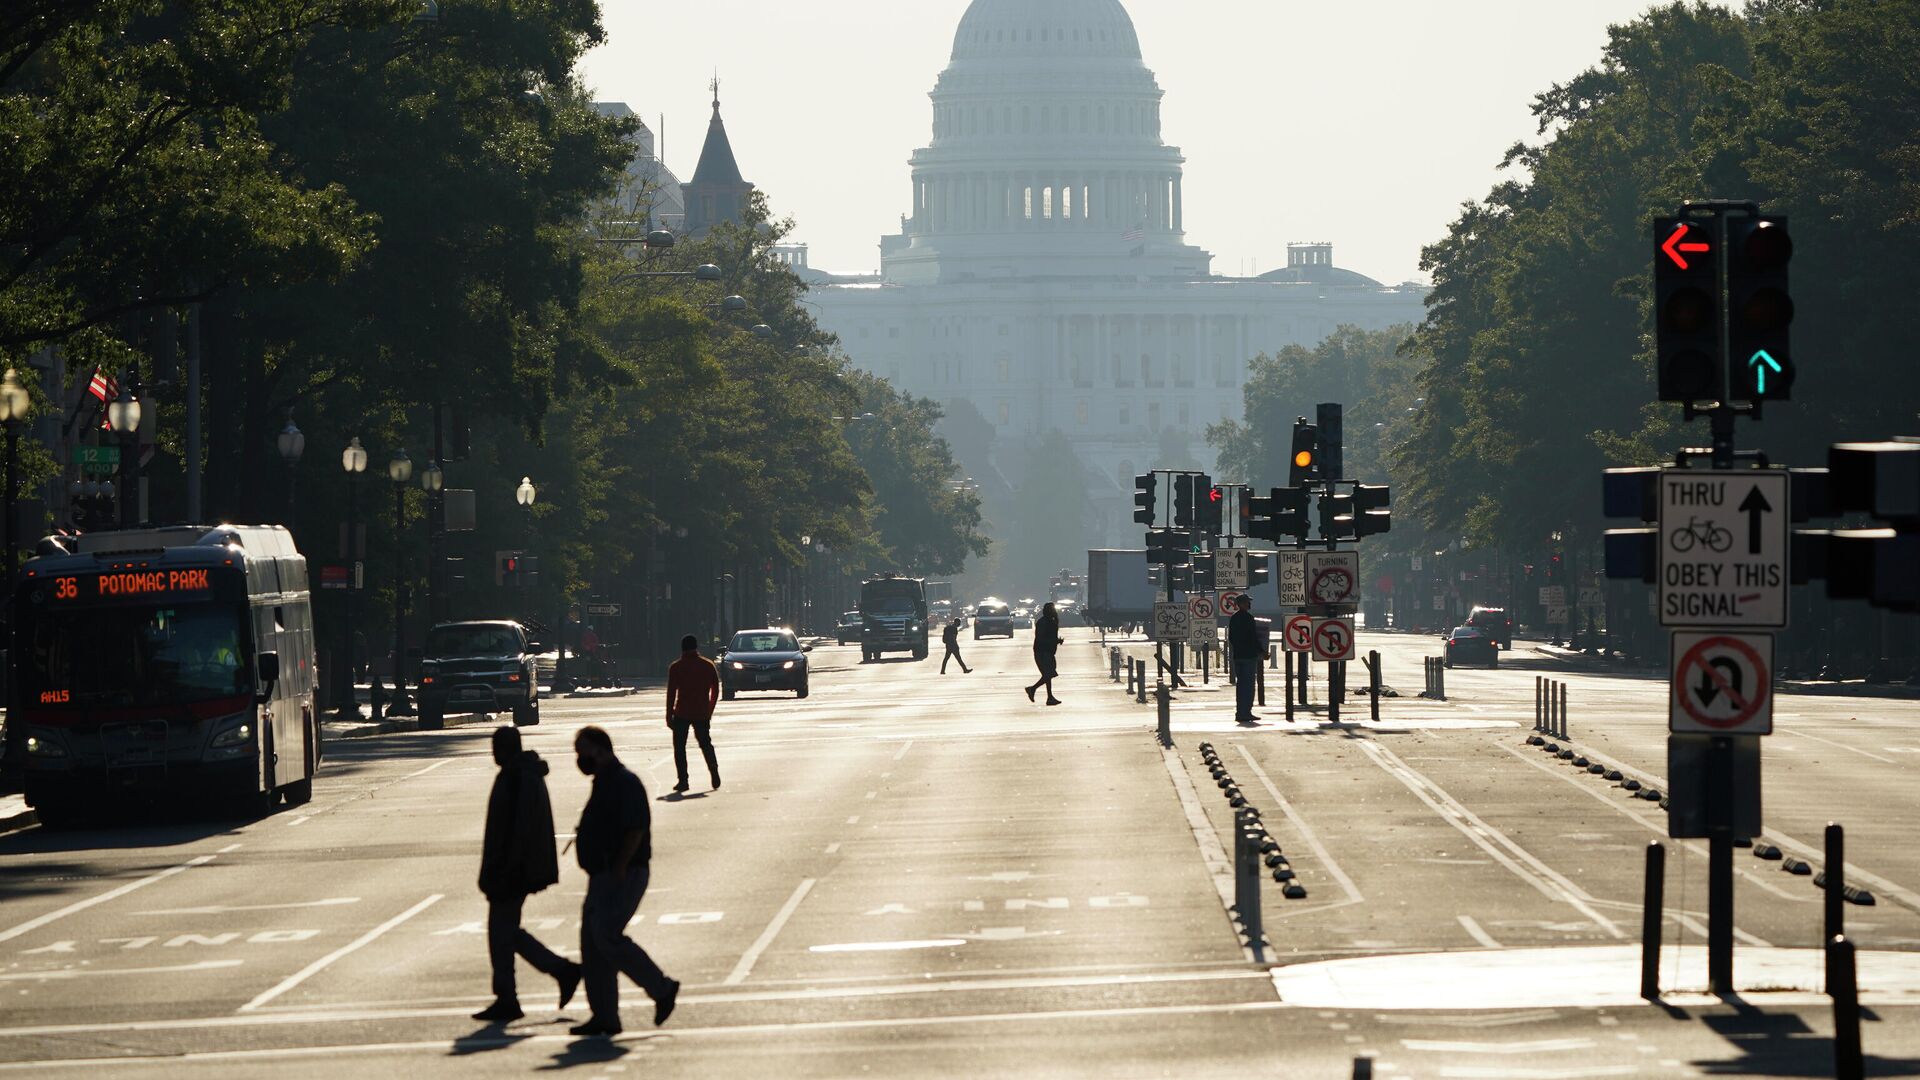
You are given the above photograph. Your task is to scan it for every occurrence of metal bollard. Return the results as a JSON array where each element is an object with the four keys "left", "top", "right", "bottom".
[
  {"left": 1111, "top": 647, "right": 1122, "bottom": 683},
  {"left": 1368, "top": 650, "right": 1382, "bottom": 724},
  {"left": 1135, "top": 659, "right": 1147, "bottom": 705},
  {"left": 1235, "top": 822, "right": 1263, "bottom": 950},
  {"left": 1559, "top": 681, "right": 1569, "bottom": 739},
  {"left": 1535, "top": 676, "right": 1545, "bottom": 732},
  {"left": 1269, "top": 643, "right": 1278, "bottom": 669},
  {"left": 1155, "top": 683, "right": 1171, "bottom": 745},
  {"left": 1827, "top": 823, "right": 1846, "bottom": 989},
  {"left": 1641, "top": 841, "right": 1665, "bottom": 1000},
  {"left": 1832, "top": 935, "right": 1863, "bottom": 1080}
]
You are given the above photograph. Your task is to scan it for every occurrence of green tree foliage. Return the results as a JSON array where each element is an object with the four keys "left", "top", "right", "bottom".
[{"left": 995, "top": 429, "right": 1092, "bottom": 595}]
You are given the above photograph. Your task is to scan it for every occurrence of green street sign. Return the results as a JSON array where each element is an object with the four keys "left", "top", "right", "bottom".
[{"left": 71, "top": 446, "right": 121, "bottom": 466}]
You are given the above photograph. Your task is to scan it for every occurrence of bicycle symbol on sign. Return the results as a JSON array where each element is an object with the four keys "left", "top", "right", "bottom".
[{"left": 1668, "top": 517, "right": 1733, "bottom": 554}]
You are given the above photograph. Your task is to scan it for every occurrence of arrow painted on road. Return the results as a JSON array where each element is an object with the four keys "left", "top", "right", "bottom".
[
  {"left": 1661, "top": 222, "right": 1712, "bottom": 270},
  {"left": 1749, "top": 349, "right": 1783, "bottom": 394},
  {"left": 1739, "top": 485, "right": 1773, "bottom": 555}
]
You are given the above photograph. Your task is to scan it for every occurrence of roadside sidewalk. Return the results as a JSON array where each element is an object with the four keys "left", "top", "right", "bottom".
[
  {"left": 0, "top": 792, "right": 34, "bottom": 835},
  {"left": 1529, "top": 643, "right": 1920, "bottom": 699}
]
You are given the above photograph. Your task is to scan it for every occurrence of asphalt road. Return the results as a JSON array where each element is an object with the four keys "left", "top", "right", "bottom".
[{"left": 2, "top": 629, "right": 1918, "bottom": 1077}]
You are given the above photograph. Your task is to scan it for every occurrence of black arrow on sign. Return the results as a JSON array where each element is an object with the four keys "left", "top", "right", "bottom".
[
  {"left": 1695, "top": 656, "right": 1746, "bottom": 709},
  {"left": 1739, "top": 486, "right": 1772, "bottom": 555}
]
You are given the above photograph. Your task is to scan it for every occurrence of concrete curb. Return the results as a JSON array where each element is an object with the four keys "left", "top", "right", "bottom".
[
  {"left": 322, "top": 711, "right": 501, "bottom": 742},
  {"left": 0, "top": 806, "right": 37, "bottom": 835}
]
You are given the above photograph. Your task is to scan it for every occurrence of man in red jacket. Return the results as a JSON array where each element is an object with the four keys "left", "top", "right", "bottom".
[{"left": 666, "top": 634, "right": 721, "bottom": 793}]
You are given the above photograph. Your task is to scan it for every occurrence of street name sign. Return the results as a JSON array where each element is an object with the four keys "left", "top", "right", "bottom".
[
  {"left": 1277, "top": 551, "right": 1307, "bottom": 606},
  {"left": 1282, "top": 614, "right": 1314, "bottom": 653},
  {"left": 1311, "top": 617, "right": 1356, "bottom": 662},
  {"left": 1304, "top": 552, "right": 1359, "bottom": 607},
  {"left": 1152, "top": 601, "right": 1191, "bottom": 643},
  {"left": 1214, "top": 548, "right": 1248, "bottom": 590},
  {"left": 1659, "top": 469, "right": 1789, "bottom": 628},
  {"left": 1670, "top": 632, "right": 1773, "bottom": 735}
]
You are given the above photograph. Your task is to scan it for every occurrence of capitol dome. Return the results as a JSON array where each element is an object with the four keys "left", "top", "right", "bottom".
[{"left": 951, "top": 0, "right": 1142, "bottom": 61}]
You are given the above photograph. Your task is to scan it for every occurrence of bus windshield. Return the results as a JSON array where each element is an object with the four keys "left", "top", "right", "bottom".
[{"left": 22, "top": 602, "right": 249, "bottom": 708}]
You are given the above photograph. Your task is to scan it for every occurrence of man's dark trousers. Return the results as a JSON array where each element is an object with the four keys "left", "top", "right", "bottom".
[
  {"left": 489, "top": 893, "right": 574, "bottom": 1002},
  {"left": 581, "top": 868, "right": 673, "bottom": 1021},
  {"left": 1234, "top": 659, "right": 1258, "bottom": 720},
  {"left": 670, "top": 715, "right": 717, "bottom": 787}
]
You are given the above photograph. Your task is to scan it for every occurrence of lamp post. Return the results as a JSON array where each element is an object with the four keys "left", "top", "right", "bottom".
[
  {"left": 339, "top": 438, "right": 368, "bottom": 718},
  {"left": 105, "top": 373, "right": 142, "bottom": 528},
  {"left": 421, "top": 458, "right": 444, "bottom": 624},
  {"left": 0, "top": 369, "right": 31, "bottom": 580},
  {"left": 515, "top": 476, "right": 535, "bottom": 626},
  {"left": 277, "top": 414, "right": 305, "bottom": 527},
  {"left": 388, "top": 449, "right": 414, "bottom": 715}
]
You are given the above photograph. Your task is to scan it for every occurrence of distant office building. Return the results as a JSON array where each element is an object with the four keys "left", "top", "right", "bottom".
[
  {"left": 592, "top": 102, "right": 685, "bottom": 231},
  {"left": 799, "top": 0, "right": 1428, "bottom": 545}
]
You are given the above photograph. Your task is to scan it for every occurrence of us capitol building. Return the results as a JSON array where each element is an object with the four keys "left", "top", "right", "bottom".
[{"left": 799, "top": 0, "right": 1429, "bottom": 545}]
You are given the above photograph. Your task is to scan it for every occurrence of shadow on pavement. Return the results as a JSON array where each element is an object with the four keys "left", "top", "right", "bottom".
[
  {"left": 1693, "top": 1000, "right": 1920, "bottom": 1076},
  {"left": 539, "top": 1038, "right": 640, "bottom": 1070},
  {"left": 0, "top": 813, "right": 239, "bottom": 857},
  {"left": 448, "top": 1026, "right": 532, "bottom": 1056}
]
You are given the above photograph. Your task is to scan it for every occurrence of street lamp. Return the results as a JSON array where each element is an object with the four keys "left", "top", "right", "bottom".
[
  {"left": 277, "top": 414, "right": 305, "bottom": 526},
  {"left": 515, "top": 477, "right": 536, "bottom": 627},
  {"left": 105, "top": 373, "right": 141, "bottom": 528},
  {"left": 0, "top": 369, "right": 31, "bottom": 580},
  {"left": 387, "top": 449, "right": 413, "bottom": 715},
  {"left": 337, "top": 438, "right": 368, "bottom": 717}
]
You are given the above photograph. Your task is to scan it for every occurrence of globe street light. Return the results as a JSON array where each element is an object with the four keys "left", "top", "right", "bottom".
[
  {"left": 0, "top": 369, "right": 31, "bottom": 580},
  {"left": 420, "top": 459, "right": 444, "bottom": 626},
  {"left": 105, "top": 373, "right": 142, "bottom": 528},
  {"left": 276, "top": 415, "right": 305, "bottom": 526},
  {"left": 338, "top": 438, "right": 368, "bottom": 718},
  {"left": 387, "top": 448, "right": 413, "bottom": 716},
  {"left": 515, "top": 477, "right": 536, "bottom": 628}
]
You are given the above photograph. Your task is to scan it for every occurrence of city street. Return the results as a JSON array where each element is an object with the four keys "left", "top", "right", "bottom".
[{"left": 3, "top": 631, "right": 1918, "bottom": 1076}]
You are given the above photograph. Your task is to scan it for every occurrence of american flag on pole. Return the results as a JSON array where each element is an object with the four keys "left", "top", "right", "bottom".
[
  {"left": 87, "top": 368, "right": 118, "bottom": 402},
  {"left": 1119, "top": 225, "right": 1144, "bottom": 243}
]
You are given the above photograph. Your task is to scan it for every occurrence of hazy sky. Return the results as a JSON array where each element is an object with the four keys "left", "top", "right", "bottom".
[{"left": 580, "top": 0, "right": 1665, "bottom": 285}]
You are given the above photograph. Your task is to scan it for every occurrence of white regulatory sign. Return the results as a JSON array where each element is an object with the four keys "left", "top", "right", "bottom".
[
  {"left": 1187, "top": 594, "right": 1216, "bottom": 624},
  {"left": 1311, "top": 617, "right": 1355, "bottom": 662},
  {"left": 1214, "top": 548, "right": 1248, "bottom": 590},
  {"left": 1278, "top": 551, "right": 1307, "bottom": 606},
  {"left": 1659, "top": 469, "right": 1789, "bottom": 628},
  {"left": 1283, "top": 614, "right": 1314, "bottom": 653},
  {"left": 1152, "top": 601, "right": 1191, "bottom": 643},
  {"left": 1304, "top": 552, "right": 1359, "bottom": 607},
  {"left": 1670, "top": 631, "right": 1773, "bottom": 735},
  {"left": 1538, "top": 586, "right": 1567, "bottom": 607}
]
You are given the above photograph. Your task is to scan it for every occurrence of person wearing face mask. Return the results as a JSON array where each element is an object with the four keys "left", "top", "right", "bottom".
[
  {"left": 473, "top": 726, "right": 580, "bottom": 1024},
  {"left": 569, "top": 725, "right": 680, "bottom": 1037}
]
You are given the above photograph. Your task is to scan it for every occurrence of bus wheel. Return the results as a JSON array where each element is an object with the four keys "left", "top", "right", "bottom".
[{"left": 281, "top": 778, "right": 313, "bottom": 807}]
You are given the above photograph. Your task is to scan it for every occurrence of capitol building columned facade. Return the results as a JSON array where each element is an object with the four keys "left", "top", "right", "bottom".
[{"left": 802, "top": 0, "right": 1428, "bottom": 547}]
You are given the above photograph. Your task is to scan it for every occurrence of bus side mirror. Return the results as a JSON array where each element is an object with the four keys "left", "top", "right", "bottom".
[{"left": 256, "top": 652, "right": 280, "bottom": 700}]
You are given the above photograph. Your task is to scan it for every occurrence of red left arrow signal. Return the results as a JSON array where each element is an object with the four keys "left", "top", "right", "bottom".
[
  {"left": 1661, "top": 222, "right": 1712, "bottom": 271},
  {"left": 1209, "top": 487, "right": 1223, "bottom": 503}
]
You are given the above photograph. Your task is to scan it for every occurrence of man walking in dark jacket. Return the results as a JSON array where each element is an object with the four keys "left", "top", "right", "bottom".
[
  {"left": 570, "top": 725, "right": 680, "bottom": 1037},
  {"left": 1024, "top": 603, "right": 1063, "bottom": 706},
  {"left": 940, "top": 617, "right": 970, "bottom": 674},
  {"left": 666, "top": 635, "right": 721, "bottom": 792},
  {"left": 1228, "top": 595, "right": 1262, "bottom": 724},
  {"left": 474, "top": 726, "right": 581, "bottom": 1023}
]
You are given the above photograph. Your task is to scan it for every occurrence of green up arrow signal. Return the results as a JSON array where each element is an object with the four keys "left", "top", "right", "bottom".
[{"left": 1749, "top": 349, "right": 1783, "bottom": 394}]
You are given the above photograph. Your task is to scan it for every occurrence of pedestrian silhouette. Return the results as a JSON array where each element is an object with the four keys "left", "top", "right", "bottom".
[
  {"left": 474, "top": 726, "right": 581, "bottom": 1024},
  {"left": 1024, "top": 602, "right": 1063, "bottom": 706},
  {"left": 940, "top": 617, "right": 971, "bottom": 674},
  {"left": 570, "top": 725, "right": 680, "bottom": 1037},
  {"left": 666, "top": 634, "right": 721, "bottom": 792},
  {"left": 1228, "top": 595, "right": 1262, "bottom": 724}
]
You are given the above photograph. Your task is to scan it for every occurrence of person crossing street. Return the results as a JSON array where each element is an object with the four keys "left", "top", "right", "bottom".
[
  {"left": 473, "top": 726, "right": 580, "bottom": 1024},
  {"left": 1024, "top": 602, "right": 1063, "bottom": 706},
  {"left": 666, "top": 634, "right": 722, "bottom": 793},
  {"left": 940, "top": 616, "right": 971, "bottom": 674}
]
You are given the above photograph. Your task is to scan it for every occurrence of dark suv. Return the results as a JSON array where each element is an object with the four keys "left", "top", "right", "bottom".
[{"left": 417, "top": 621, "right": 540, "bottom": 728}]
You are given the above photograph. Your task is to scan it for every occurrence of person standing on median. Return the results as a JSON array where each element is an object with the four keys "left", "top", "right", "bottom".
[
  {"left": 1229, "top": 595, "right": 1261, "bottom": 725},
  {"left": 1024, "top": 602, "right": 1063, "bottom": 706},
  {"left": 665, "top": 634, "right": 721, "bottom": 793},
  {"left": 940, "top": 615, "right": 971, "bottom": 674},
  {"left": 474, "top": 726, "right": 581, "bottom": 1024},
  {"left": 570, "top": 725, "right": 680, "bottom": 1037}
]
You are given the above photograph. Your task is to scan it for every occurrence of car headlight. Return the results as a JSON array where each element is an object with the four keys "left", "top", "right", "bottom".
[
  {"left": 782, "top": 660, "right": 796, "bottom": 670},
  {"left": 25, "top": 735, "right": 67, "bottom": 758},
  {"left": 731, "top": 661, "right": 746, "bottom": 670},
  {"left": 211, "top": 722, "right": 254, "bottom": 749}
]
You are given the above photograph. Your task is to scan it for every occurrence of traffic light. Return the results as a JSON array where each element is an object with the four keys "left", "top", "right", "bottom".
[
  {"left": 1317, "top": 403, "right": 1344, "bottom": 484},
  {"left": 1288, "top": 421, "right": 1319, "bottom": 487},
  {"left": 1654, "top": 216, "right": 1722, "bottom": 403},
  {"left": 1199, "top": 479, "right": 1223, "bottom": 535},
  {"left": 1173, "top": 474, "right": 1196, "bottom": 529},
  {"left": 1727, "top": 215, "right": 1793, "bottom": 402},
  {"left": 1146, "top": 529, "right": 1192, "bottom": 566},
  {"left": 1189, "top": 552, "right": 1215, "bottom": 594},
  {"left": 1248, "top": 553, "right": 1271, "bottom": 587},
  {"left": 1319, "top": 488, "right": 1352, "bottom": 541},
  {"left": 496, "top": 551, "right": 523, "bottom": 586},
  {"left": 1272, "top": 486, "right": 1310, "bottom": 541},
  {"left": 520, "top": 554, "right": 539, "bottom": 587},
  {"left": 1133, "top": 473, "right": 1156, "bottom": 525},
  {"left": 1821, "top": 442, "right": 1920, "bottom": 610},
  {"left": 1351, "top": 484, "right": 1392, "bottom": 538}
]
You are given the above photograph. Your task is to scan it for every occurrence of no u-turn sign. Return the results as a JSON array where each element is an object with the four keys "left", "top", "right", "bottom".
[{"left": 1669, "top": 632, "right": 1773, "bottom": 735}]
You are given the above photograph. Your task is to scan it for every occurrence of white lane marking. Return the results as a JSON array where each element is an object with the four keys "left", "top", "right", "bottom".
[
  {"left": 401, "top": 760, "right": 453, "bottom": 780},
  {"left": 1435, "top": 1068, "right": 1639, "bottom": 1079},
  {"left": 893, "top": 740, "right": 913, "bottom": 761},
  {"left": 287, "top": 817, "right": 313, "bottom": 827},
  {"left": 1406, "top": 1037, "right": 1596, "bottom": 1054},
  {"left": 809, "top": 939, "right": 966, "bottom": 953},
  {"left": 1160, "top": 745, "right": 1260, "bottom": 964},
  {"left": 845, "top": 815, "right": 860, "bottom": 825},
  {"left": 1786, "top": 727, "right": 1897, "bottom": 765},
  {"left": 137, "top": 898, "right": 359, "bottom": 916},
  {"left": 1359, "top": 741, "right": 1625, "bottom": 940},
  {"left": 1457, "top": 916, "right": 1503, "bottom": 949},
  {"left": 0, "top": 959, "right": 243, "bottom": 981},
  {"left": 0, "top": 1000, "right": 1293, "bottom": 1069},
  {"left": 217, "top": 843, "right": 243, "bottom": 853},
  {"left": 1234, "top": 743, "right": 1364, "bottom": 906},
  {"left": 1493, "top": 742, "right": 1809, "bottom": 905},
  {"left": 823, "top": 842, "right": 841, "bottom": 855},
  {"left": 0, "top": 854, "right": 218, "bottom": 945},
  {"left": 238, "top": 894, "right": 442, "bottom": 1012},
  {"left": 864, "top": 790, "right": 877, "bottom": 800},
  {"left": 724, "top": 878, "right": 815, "bottom": 987}
]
